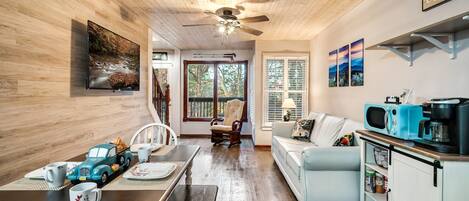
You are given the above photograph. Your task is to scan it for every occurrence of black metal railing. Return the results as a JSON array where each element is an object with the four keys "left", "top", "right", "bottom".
[{"left": 188, "top": 96, "right": 244, "bottom": 118}]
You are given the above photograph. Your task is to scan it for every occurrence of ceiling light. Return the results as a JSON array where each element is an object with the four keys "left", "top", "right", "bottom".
[
  {"left": 227, "top": 26, "right": 235, "bottom": 34},
  {"left": 218, "top": 25, "right": 226, "bottom": 33}
]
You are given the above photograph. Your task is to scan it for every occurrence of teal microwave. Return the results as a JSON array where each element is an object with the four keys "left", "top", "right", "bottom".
[{"left": 364, "top": 103, "right": 427, "bottom": 140}]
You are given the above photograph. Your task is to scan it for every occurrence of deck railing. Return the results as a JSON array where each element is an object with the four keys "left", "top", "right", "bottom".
[{"left": 188, "top": 97, "right": 244, "bottom": 118}]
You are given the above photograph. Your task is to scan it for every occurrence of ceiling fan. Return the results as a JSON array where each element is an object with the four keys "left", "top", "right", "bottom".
[{"left": 182, "top": 7, "right": 269, "bottom": 36}]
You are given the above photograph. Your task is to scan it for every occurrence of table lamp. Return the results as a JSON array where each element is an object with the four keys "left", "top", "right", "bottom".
[{"left": 282, "top": 98, "right": 297, "bottom": 121}]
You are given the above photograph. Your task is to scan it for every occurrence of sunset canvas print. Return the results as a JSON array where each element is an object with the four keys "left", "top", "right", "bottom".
[
  {"left": 351, "top": 39, "right": 364, "bottom": 86},
  {"left": 338, "top": 45, "right": 350, "bottom": 87},
  {"left": 328, "top": 50, "right": 338, "bottom": 87}
]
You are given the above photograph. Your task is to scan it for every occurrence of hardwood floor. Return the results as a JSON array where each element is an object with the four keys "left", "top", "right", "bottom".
[{"left": 178, "top": 137, "right": 297, "bottom": 201}]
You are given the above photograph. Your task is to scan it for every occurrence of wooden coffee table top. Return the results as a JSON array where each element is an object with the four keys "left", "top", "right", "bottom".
[
  {"left": 357, "top": 130, "right": 469, "bottom": 161},
  {"left": 0, "top": 145, "right": 200, "bottom": 201}
]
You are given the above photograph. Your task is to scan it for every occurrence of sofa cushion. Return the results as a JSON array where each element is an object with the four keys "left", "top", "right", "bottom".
[
  {"left": 286, "top": 151, "right": 302, "bottom": 178},
  {"left": 272, "top": 136, "right": 316, "bottom": 163},
  {"left": 307, "top": 112, "right": 326, "bottom": 140},
  {"left": 339, "top": 119, "right": 364, "bottom": 146},
  {"left": 313, "top": 115, "right": 345, "bottom": 147}
]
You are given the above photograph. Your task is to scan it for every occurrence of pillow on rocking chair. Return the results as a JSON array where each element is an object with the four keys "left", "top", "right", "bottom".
[{"left": 210, "top": 125, "right": 233, "bottom": 132}]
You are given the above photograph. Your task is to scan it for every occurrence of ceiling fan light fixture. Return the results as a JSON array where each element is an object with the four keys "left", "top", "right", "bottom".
[{"left": 218, "top": 25, "right": 226, "bottom": 33}]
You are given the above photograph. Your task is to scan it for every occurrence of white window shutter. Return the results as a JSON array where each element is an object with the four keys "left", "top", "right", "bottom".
[{"left": 262, "top": 55, "right": 308, "bottom": 128}]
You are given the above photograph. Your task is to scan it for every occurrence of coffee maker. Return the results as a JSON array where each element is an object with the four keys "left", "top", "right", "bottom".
[{"left": 413, "top": 98, "right": 469, "bottom": 154}]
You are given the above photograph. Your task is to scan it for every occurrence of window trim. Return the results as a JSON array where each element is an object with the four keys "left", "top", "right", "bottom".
[
  {"left": 183, "top": 60, "right": 248, "bottom": 122},
  {"left": 261, "top": 53, "right": 309, "bottom": 129}
]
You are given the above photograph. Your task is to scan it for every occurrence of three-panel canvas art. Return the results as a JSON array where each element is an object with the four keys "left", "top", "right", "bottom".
[{"left": 329, "top": 38, "right": 364, "bottom": 87}]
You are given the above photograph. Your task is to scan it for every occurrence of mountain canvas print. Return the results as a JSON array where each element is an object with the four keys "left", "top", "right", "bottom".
[
  {"left": 338, "top": 45, "right": 350, "bottom": 87},
  {"left": 328, "top": 50, "right": 338, "bottom": 87},
  {"left": 351, "top": 39, "right": 364, "bottom": 86}
]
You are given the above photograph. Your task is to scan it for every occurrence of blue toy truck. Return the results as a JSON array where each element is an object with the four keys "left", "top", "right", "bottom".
[{"left": 67, "top": 143, "right": 132, "bottom": 185}]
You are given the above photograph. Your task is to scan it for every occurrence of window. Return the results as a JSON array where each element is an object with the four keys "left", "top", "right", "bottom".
[
  {"left": 262, "top": 54, "right": 308, "bottom": 128},
  {"left": 183, "top": 60, "right": 248, "bottom": 121},
  {"left": 108, "top": 147, "right": 116, "bottom": 157},
  {"left": 88, "top": 148, "right": 108, "bottom": 158}
]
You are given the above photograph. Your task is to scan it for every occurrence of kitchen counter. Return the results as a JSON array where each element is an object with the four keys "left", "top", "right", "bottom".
[{"left": 357, "top": 130, "right": 469, "bottom": 162}]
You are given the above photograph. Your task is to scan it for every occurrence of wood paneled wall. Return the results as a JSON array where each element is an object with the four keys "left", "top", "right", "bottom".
[{"left": 0, "top": 0, "right": 153, "bottom": 185}]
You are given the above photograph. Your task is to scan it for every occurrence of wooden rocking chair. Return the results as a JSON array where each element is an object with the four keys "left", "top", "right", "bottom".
[{"left": 210, "top": 99, "right": 245, "bottom": 148}]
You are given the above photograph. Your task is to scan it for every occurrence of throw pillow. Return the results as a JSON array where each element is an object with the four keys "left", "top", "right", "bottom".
[
  {"left": 333, "top": 133, "right": 355, "bottom": 146},
  {"left": 291, "top": 119, "right": 315, "bottom": 141}
]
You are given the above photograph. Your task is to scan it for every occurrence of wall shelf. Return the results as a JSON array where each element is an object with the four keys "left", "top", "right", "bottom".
[{"left": 367, "top": 11, "right": 469, "bottom": 65}]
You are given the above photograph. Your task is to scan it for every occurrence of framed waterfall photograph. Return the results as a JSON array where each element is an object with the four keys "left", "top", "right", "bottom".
[
  {"left": 338, "top": 45, "right": 350, "bottom": 87},
  {"left": 328, "top": 50, "right": 338, "bottom": 87},
  {"left": 350, "top": 38, "right": 364, "bottom": 86}
]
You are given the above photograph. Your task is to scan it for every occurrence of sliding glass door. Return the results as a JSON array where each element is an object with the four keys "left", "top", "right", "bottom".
[{"left": 183, "top": 60, "right": 248, "bottom": 121}]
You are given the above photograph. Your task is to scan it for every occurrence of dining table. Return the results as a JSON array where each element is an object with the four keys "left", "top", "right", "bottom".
[{"left": 0, "top": 145, "right": 200, "bottom": 201}]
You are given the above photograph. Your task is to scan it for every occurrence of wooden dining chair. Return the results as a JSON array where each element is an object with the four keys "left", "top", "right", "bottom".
[
  {"left": 130, "top": 123, "right": 178, "bottom": 149},
  {"left": 210, "top": 99, "right": 245, "bottom": 148}
]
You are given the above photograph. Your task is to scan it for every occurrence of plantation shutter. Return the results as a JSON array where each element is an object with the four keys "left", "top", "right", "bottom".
[
  {"left": 263, "top": 55, "right": 308, "bottom": 128},
  {"left": 265, "top": 59, "right": 284, "bottom": 124}
]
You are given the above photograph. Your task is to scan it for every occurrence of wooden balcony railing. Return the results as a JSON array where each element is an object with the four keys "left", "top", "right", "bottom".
[
  {"left": 152, "top": 73, "right": 170, "bottom": 126},
  {"left": 187, "top": 97, "right": 244, "bottom": 118}
]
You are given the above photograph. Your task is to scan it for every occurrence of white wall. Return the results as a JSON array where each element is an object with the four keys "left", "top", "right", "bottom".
[
  {"left": 152, "top": 47, "right": 182, "bottom": 135},
  {"left": 253, "top": 40, "right": 310, "bottom": 145},
  {"left": 180, "top": 49, "right": 254, "bottom": 135},
  {"left": 310, "top": 0, "right": 469, "bottom": 122}
]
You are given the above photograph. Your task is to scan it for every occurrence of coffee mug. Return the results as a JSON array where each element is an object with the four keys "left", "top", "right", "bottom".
[
  {"left": 69, "top": 182, "right": 102, "bottom": 201},
  {"left": 44, "top": 162, "right": 67, "bottom": 188},
  {"left": 138, "top": 145, "right": 151, "bottom": 163}
]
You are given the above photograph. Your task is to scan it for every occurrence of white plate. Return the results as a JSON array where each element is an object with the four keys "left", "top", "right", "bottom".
[
  {"left": 130, "top": 143, "right": 163, "bottom": 153},
  {"left": 123, "top": 163, "right": 177, "bottom": 180},
  {"left": 24, "top": 162, "right": 81, "bottom": 179}
]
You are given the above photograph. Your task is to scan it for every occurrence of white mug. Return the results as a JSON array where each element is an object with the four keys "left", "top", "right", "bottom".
[
  {"left": 138, "top": 145, "right": 151, "bottom": 163},
  {"left": 69, "top": 182, "right": 102, "bottom": 201},
  {"left": 44, "top": 162, "right": 67, "bottom": 188}
]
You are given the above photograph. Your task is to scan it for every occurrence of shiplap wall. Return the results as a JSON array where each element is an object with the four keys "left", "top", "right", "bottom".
[{"left": 0, "top": 0, "right": 153, "bottom": 185}]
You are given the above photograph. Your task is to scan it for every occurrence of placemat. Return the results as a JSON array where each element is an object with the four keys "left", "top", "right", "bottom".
[
  {"left": 152, "top": 145, "right": 175, "bottom": 156},
  {"left": 102, "top": 161, "right": 185, "bottom": 191},
  {"left": 0, "top": 178, "right": 70, "bottom": 191}
]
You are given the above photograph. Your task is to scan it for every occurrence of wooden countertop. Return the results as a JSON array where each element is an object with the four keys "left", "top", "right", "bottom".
[{"left": 357, "top": 130, "right": 469, "bottom": 162}]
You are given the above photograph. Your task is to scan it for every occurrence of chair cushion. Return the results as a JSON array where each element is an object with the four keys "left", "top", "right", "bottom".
[
  {"left": 273, "top": 136, "right": 316, "bottom": 163},
  {"left": 313, "top": 115, "right": 345, "bottom": 147},
  {"left": 223, "top": 99, "right": 245, "bottom": 126},
  {"left": 286, "top": 151, "right": 302, "bottom": 178},
  {"left": 307, "top": 112, "right": 326, "bottom": 141},
  {"left": 210, "top": 125, "right": 232, "bottom": 132}
]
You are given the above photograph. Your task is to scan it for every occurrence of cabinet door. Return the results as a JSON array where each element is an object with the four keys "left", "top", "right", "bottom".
[{"left": 390, "top": 152, "right": 442, "bottom": 201}]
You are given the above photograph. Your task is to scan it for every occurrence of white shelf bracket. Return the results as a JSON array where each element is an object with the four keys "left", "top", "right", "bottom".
[
  {"left": 411, "top": 33, "right": 456, "bottom": 59},
  {"left": 378, "top": 45, "right": 413, "bottom": 66}
]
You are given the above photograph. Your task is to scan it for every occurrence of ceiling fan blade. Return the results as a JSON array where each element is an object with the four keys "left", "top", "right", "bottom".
[
  {"left": 238, "top": 15, "right": 269, "bottom": 23},
  {"left": 239, "top": 25, "right": 263, "bottom": 36},
  {"left": 203, "top": 10, "right": 225, "bottom": 21},
  {"left": 182, "top": 24, "right": 216, "bottom": 27}
]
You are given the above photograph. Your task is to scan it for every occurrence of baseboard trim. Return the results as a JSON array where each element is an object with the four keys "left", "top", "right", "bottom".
[
  {"left": 180, "top": 134, "right": 252, "bottom": 139},
  {"left": 254, "top": 145, "right": 271, "bottom": 148}
]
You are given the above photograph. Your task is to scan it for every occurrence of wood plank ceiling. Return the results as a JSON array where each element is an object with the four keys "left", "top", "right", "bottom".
[{"left": 117, "top": 0, "right": 363, "bottom": 50}]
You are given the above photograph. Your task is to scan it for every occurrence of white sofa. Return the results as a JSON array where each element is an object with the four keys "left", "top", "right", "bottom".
[{"left": 271, "top": 112, "right": 364, "bottom": 201}]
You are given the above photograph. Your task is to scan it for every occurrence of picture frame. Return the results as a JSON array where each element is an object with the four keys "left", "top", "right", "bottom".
[
  {"left": 152, "top": 52, "right": 168, "bottom": 61},
  {"left": 422, "top": 0, "right": 451, "bottom": 11},
  {"left": 338, "top": 45, "right": 350, "bottom": 87},
  {"left": 350, "top": 38, "right": 364, "bottom": 86},
  {"left": 328, "top": 50, "right": 338, "bottom": 87}
]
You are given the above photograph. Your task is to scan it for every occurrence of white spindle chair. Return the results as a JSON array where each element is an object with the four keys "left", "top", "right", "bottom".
[{"left": 130, "top": 123, "right": 178, "bottom": 149}]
